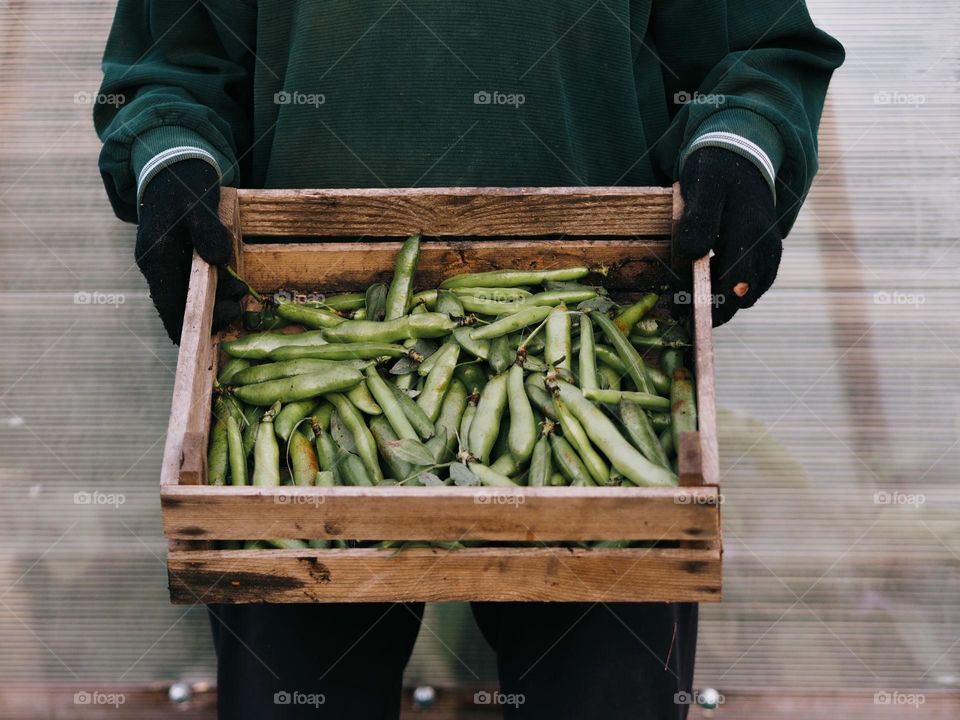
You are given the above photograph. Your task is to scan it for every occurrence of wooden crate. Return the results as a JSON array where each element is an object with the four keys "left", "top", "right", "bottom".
[{"left": 161, "top": 186, "right": 721, "bottom": 604}]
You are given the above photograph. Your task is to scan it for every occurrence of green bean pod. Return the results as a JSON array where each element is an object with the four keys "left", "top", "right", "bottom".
[
  {"left": 488, "top": 335, "right": 514, "bottom": 375},
  {"left": 467, "top": 372, "right": 509, "bottom": 464},
  {"left": 338, "top": 451, "right": 374, "bottom": 486},
  {"left": 457, "top": 295, "right": 523, "bottom": 315},
  {"left": 578, "top": 314, "right": 598, "bottom": 391},
  {"left": 315, "top": 470, "right": 336, "bottom": 487},
  {"left": 417, "top": 342, "right": 460, "bottom": 421},
  {"left": 322, "top": 313, "right": 456, "bottom": 343},
  {"left": 454, "top": 362, "right": 488, "bottom": 394},
  {"left": 208, "top": 399, "right": 229, "bottom": 486},
  {"left": 619, "top": 400, "right": 671, "bottom": 470},
  {"left": 632, "top": 318, "right": 661, "bottom": 337},
  {"left": 225, "top": 414, "right": 247, "bottom": 486},
  {"left": 288, "top": 428, "right": 320, "bottom": 486},
  {"left": 433, "top": 379, "right": 468, "bottom": 459},
  {"left": 523, "top": 288, "right": 596, "bottom": 307},
  {"left": 553, "top": 397, "right": 608, "bottom": 485},
  {"left": 275, "top": 297, "right": 345, "bottom": 329},
  {"left": 252, "top": 403, "right": 282, "bottom": 486},
  {"left": 646, "top": 365, "right": 671, "bottom": 396},
  {"left": 458, "top": 394, "right": 479, "bottom": 456},
  {"left": 347, "top": 381, "right": 383, "bottom": 415},
  {"left": 268, "top": 342, "right": 407, "bottom": 361},
  {"left": 454, "top": 326, "right": 490, "bottom": 360},
  {"left": 271, "top": 399, "right": 320, "bottom": 442},
  {"left": 365, "top": 366, "right": 419, "bottom": 441},
  {"left": 489, "top": 452, "right": 518, "bottom": 477},
  {"left": 629, "top": 335, "right": 691, "bottom": 350},
  {"left": 470, "top": 306, "right": 552, "bottom": 341},
  {"left": 670, "top": 368, "right": 698, "bottom": 452},
  {"left": 650, "top": 412, "right": 671, "bottom": 431},
  {"left": 369, "top": 416, "right": 415, "bottom": 482},
  {"left": 659, "top": 426, "right": 674, "bottom": 456},
  {"left": 217, "top": 358, "right": 252, "bottom": 386},
  {"left": 222, "top": 330, "right": 328, "bottom": 359},
  {"left": 385, "top": 382, "right": 435, "bottom": 440},
  {"left": 327, "top": 394, "right": 384, "bottom": 485},
  {"left": 524, "top": 383, "right": 558, "bottom": 421},
  {"left": 506, "top": 365, "right": 536, "bottom": 464},
  {"left": 613, "top": 292, "right": 658, "bottom": 334},
  {"left": 582, "top": 388, "right": 670, "bottom": 411},
  {"left": 441, "top": 266, "right": 589, "bottom": 289},
  {"left": 242, "top": 416, "right": 260, "bottom": 459},
  {"left": 592, "top": 312, "right": 652, "bottom": 394},
  {"left": 528, "top": 433, "right": 552, "bottom": 487},
  {"left": 549, "top": 434, "right": 591, "bottom": 486},
  {"left": 549, "top": 472, "right": 567, "bottom": 487},
  {"left": 417, "top": 340, "right": 453, "bottom": 377},
  {"left": 597, "top": 365, "right": 622, "bottom": 393},
  {"left": 313, "top": 426, "right": 342, "bottom": 483},
  {"left": 555, "top": 381, "right": 677, "bottom": 487},
  {"left": 308, "top": 400, "right": 334, "bottom": 432},
  {"left": 545, "top": 305, "right": 572, "bottom": 370},
  {"left": 451, "top": 287, "right": 532, "bottom": 301},
  {"left": 660, "top": 349, "right": 684, "bottom": 379},
  {"left": 470, "top": 462, "right": 519, "bottom": 487},
  {"left": 233, "top": 358, "right": 368, "bottom": 386},
  {"left": 594, "top": 344, "right": 627, "bottom": 374},
  {"left": 266, "top": 539, "right": 309, "bottom": 550},
  {"left": 410, "top": 288, "right": 438, "bottom": 310},
  {"left": 384, "top": 234, "right": 421, "bottom": 320},
  {"left": 233, "top": 367, "right": 362, "bottom": 406}
]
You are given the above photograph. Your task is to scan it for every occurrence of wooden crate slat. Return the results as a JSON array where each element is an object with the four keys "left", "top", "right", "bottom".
[
  {"left": 237, "top": 186, "right": 674, "bottom": 237},
  {"left": 239, "top": 238, "right": 672, "bottom": 292},
  {"left": 161, "top": 485, "right": 721, "bottom": 542},
  {"left": 167, "top": 546, "right": 721, "bottom": 603},
  {"left": 160, "top": 251, "right": 217, "bottom": 487}
]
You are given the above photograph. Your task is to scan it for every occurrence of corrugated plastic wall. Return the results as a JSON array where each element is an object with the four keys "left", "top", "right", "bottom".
[{"left": 0, "top": 0, "right": 957, "bottom": 703}]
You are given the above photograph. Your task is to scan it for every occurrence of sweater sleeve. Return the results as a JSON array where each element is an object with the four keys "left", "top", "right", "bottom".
[
  {"left": 650, "top": 0, "right": 844, "bottom": 234},
  {"left": 94, "top": 0, "right": 256, "bottom": 222}
]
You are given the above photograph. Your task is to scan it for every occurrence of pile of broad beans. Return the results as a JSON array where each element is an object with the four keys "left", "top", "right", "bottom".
[{"left": 208, "top": 235, "right": 697, "bottom": 550}]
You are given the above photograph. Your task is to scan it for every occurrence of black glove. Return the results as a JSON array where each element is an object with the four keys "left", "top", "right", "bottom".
[
  {"left": 674, "top": 147, "right": 783, "bottom": 326},
  {"left": 135, "top": 159, "right": 247, "bottom": 343}
]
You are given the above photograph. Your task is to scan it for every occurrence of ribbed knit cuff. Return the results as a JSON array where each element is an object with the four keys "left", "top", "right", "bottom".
[
  {"left": 681, "top": 108, "right": 785, "bottom": 198},
  {"left": 131, "top": 126, "right": 229, "bottom": 214}
]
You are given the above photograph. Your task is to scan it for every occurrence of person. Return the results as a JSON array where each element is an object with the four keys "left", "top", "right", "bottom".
[{"left": 95, "top": 3, "right": 843, "bottom": 718}]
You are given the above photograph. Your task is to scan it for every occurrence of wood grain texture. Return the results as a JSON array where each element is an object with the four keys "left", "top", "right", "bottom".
[
  {"left": 167, "top": 545, "right": 721, "bottom": 603},
  {"left": 160, "top": 252, "right": 217, "bottom": 487},
  {"left": 691, "top": 256, "right": 720, "bottom": 486},
  {"left": 237, "top": 186, "right": 674, "bottom": 237},
  {"left": 677, "top": 431, "right": 704, "bottom": 487},
  {"left": 161, "top": 485, "right": 720, "bottom": 541},
  {"left": 218, "top": 187, "right": 243, "bottom": 277},
  {"left": 239, "top": 238, "right": 672, "bottom": 292}
]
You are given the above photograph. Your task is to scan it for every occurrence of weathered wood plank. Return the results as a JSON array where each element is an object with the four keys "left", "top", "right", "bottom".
[
  {"left": 161, "top": 485, "right": 720, "bottom": 541},
  {"left": 691, "top": 255, "right": 720, "bottom": 486},
  {"left": 237, "top": 186, "right": 674, "bottom": 237},
  {"left": 160, "top": 251, "right": 217, "bottom": 487},
  {"left": 239, "top": 238, "right": 672, "bottom": 292},
  {"left": 167, "top": 546, "right": 722, "bottom": 603}
]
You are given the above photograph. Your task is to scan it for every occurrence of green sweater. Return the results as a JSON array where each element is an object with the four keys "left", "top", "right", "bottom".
[{"left": 95, "top": 1, "right": 843, "bottom": 234}]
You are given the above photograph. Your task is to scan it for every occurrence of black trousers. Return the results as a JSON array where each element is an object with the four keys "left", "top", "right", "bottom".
[{"left": 209, "top": 602, "right": 697, "bottom": 720}]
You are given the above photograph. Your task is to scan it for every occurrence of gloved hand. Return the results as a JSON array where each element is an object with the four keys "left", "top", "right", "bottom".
[
  {"left": 135, "top": 159, "right": 247, "bottom": 343},
  {"left": 674, "top": 147, "right": 783, "bottom": 326}
]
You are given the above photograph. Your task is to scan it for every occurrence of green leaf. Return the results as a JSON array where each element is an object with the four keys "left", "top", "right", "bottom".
[
  {"left": 329, "top": 411, "right": 356, "bottom": 453},
  {"left": 389, "top": 438, "right": 436, "bottom": 466},
  {"left": 450, "top": 462, "right": 480, "bottom": 486}
]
